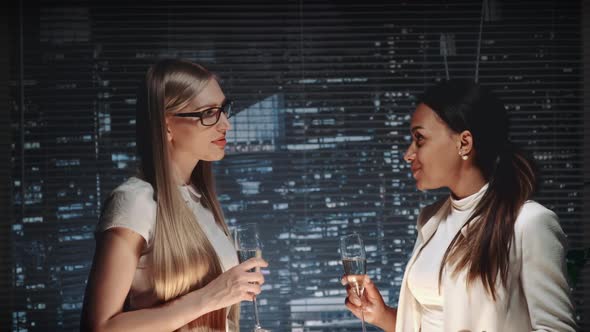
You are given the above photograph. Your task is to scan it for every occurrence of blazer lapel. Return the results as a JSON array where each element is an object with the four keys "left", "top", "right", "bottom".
[{"left": 396, "top": 198, "right": 451, "bottom": 332}]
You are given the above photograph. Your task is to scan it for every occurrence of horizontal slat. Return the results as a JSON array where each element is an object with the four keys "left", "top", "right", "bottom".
[{"left": 5, "top": 0, "right": 587, "bottom": 331}]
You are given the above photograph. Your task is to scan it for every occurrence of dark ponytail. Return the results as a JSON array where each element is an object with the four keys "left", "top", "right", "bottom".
[
  {"left": 489, "top": 141, "right": 537, "bottom": 211},
  {"left": 421, "top": 79, "right": 538, "bottom": 300}
]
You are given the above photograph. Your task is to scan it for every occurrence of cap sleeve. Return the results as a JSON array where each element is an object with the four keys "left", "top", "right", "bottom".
[{"left": 96, "top": 178, "right": 157, "bottom": 246}]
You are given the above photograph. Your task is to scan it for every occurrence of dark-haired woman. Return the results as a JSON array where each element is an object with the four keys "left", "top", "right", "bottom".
[{"left": 343, "top": 79, "right": 577, "bottom": 332}]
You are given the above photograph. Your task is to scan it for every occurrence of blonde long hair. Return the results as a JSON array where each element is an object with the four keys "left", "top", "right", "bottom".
[{"left": 136, "top": 59, "right": 238, "bottom": 331}]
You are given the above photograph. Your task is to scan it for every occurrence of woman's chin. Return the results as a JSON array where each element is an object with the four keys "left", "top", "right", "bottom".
[
  {"left": 415, "top": 179, "right": 431, "bottom": 192},
  {"left": 415, "top": 181, "right": 425, "bottom": 191},
  {"left": 204, "top": 150, "right": 226, "bottom": 161}
]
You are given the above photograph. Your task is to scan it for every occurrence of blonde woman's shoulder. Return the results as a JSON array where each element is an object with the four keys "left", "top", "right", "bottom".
[
  {"left": 114, "top": 176, "right": 154, "bottom": 196},
  {"left": 97, "top": 176, "right": 157, "bottom": 245}
]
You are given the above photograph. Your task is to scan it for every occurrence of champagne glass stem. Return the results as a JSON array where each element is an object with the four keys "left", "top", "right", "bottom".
[
  {"left": 360, "top": 308, "right": 367, "bottom": 332},
  {"left": 253, "top": 295, "right": 262, "bottom": 329}
]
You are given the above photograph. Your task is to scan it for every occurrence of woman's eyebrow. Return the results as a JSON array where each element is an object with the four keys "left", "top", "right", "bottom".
[
  {"left": 191, "top": 98, "right": 227, "bottom": 111},
  {"left": 410, "top": 126, "right": 424, "bottom": 134}
]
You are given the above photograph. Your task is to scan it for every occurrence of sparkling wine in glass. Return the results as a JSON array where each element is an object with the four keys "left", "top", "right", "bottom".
[
  {"left": 340, "top": 233, "right": 368, "bottom": 332},
  {"left": 233, "top": 223, "right": 270, "bottom": 332}
]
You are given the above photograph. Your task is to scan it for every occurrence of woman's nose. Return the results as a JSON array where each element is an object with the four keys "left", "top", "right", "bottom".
[
  {"left": 217, "top": 112, "right": 232, "bottom": 131},
  {"left": 403, "top": 146, "right": 415, "bottom": 163}
]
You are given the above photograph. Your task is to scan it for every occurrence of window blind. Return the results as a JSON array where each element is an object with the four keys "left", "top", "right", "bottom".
[{"left": 6, "top": 0, "right": 587, "bottom": 331}]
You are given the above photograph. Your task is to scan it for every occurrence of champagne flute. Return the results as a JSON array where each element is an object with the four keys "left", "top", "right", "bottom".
[
  {"left": 340, "top": 233, "right": 367, "bottom": 332},
  {"left": 233, "top": 223, "right": 270, "bottom": 332}
]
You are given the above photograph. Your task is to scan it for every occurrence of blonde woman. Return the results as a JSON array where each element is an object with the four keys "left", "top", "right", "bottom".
[{"left": 81, "top": 59, "right": 267, "bottom": 332}]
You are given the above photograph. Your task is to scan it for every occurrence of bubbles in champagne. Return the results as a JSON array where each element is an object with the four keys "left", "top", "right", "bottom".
[
  {"left": 238, "top": 249, "right": 261, "bottom": 263},
  {"left": 342, "top": 257, "right": 366, "bottom": 275},
  {"left": 342, "top": 257, "right": 367, "bottom": 296}
]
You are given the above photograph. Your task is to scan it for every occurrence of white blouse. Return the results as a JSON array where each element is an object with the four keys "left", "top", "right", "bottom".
[
  {"left": 96, "top": 176, "right": 239, "bottom": 331},
  {"left": 407, "top": 184, "right": 488, "bottom": 332}
]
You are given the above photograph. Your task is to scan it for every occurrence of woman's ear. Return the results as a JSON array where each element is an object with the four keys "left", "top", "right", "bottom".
[
  {"left": 165, "top": 117, "right": 173, "bottom": 143},
  {"left": 458, "top": 130, "right": 474, "bottom": 156}
]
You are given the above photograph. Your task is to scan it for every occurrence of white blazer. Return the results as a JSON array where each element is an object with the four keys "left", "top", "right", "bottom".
[{"left": 395, "top": 199, "right": 577, "bottom": 332}]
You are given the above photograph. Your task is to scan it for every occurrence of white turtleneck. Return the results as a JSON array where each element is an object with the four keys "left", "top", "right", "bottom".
[{"left": 407, "top": 184, "right": 489, "bottom": 332}]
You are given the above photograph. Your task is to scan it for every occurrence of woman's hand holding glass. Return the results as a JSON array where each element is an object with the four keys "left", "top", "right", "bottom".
[
  {"left": 341, "top": 275, "right": 397, "bottom": 331},
  {"left": 199, "top": 257, "right": 268, "bottom": 313}
]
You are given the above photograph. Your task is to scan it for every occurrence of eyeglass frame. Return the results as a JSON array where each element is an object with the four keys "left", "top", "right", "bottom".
[{"left": 171, "top": 99, "right": 235, "bottom": 126}]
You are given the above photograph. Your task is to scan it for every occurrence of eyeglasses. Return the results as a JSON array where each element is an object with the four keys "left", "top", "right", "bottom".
[{"left": 172, "top": 99, "right": 235, "bottom": 126}]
